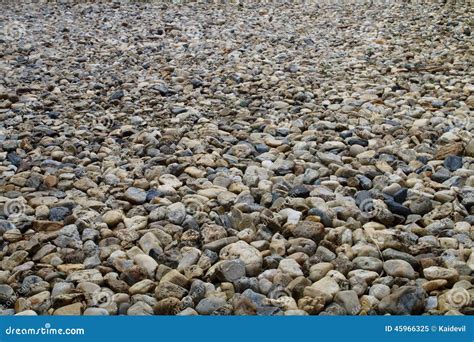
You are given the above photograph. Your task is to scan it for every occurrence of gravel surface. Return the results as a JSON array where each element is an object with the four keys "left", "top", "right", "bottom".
[{"left": 0, "top": 1, "right": 473, "bottom": 316}]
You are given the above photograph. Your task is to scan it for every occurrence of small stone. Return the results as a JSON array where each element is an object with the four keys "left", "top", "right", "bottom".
[
  {"left": 465, "top": 140, "right": 474, "bottom": 157},
  {"left": 378, "top": 286, "right": 426, "bottom": 315},
  {"left": 167, "top": 202, "right": 186, "bottom": 225},
  {"left": 154, "top": 297, "right": 182, "bottom": 315},
  {"left": 139, "top": 232, "right": 162, "bottom": 254},
  {"left": 124, "top": 187, "right": 147, "bottom": 204},
  {"left": 134, "top": 254, "right": 158, "bottom": 278},
  {"left": 129, "top": 279, "right": 156, "bottom": 295},
  {"left": 443, "top": 155, "right": 463, "bottom": 172},
  {"left": 53, "top": 303, "right": 83, "bottom": 315},
  {"left": 127, "top": 301, "right": 153, "bottom": 316},
  {"left": 409, "top": 198, "right": 432, "bottom": 215},
  {"left": 195, "top": 297, "right": 227, "bottom": 315},
  {"left": 0, "top": 284, "right": 15, "bottom": 305},
  {"left": 49, "top": 207, "right": 70, "bottom": 221},
  {"left": 304, "top": 276, "right": 340, "bottom": 303},
  {"left": 286, "top": 221, "right": 325, "bottom": 242},
  {"left": 369, "top": 284, "right": 391, "bottom": 300},
  {"left": 352, "top": 256, "right": 383, "bottom": 273},
  {"left": 220, "top": 241, "right": 263, "bottom": 276},
  {"left": 102, "top": 210, "right": 123, "bottom": 227},
  {"left": 67, "top": 269, "right": 103, "bottom": 284},
  {"left": 334, "top": 290, "right": 361, "bottom": 315},
  {"left": 217, "top": 260, "right": 246, "bottom": 282},
  {"left": 423, "top": 266, "right": 459, "bottom": 284},
  {"left": 155, "top": 281, "right": 188, "bottom": 300},
  {"left": 278, "top": 258, "right": 303, "bottom": 278},
  {"left": 383, "top": 259, "right": 416, "bottom": 279}
]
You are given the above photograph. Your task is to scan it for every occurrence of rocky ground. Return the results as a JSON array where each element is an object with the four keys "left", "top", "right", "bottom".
[{"left": 0, "top": 1, "right": 473, "bottom": 316}]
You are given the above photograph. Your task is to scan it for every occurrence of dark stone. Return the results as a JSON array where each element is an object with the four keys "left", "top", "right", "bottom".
[
  {"left": 443, "top": 155, "right": 463, "bottom": 172},
  {"left": 263, "top": 255, "right": 283, "bottom": 269},
  {"left": 195, "top": 297, "right": 226, "bottom": 315},
  {"left": 146, "top": 189, "right": 161, "bottom": 202},
  {"left": 385, "top": 199, "right": 411, "bottom": 217},
  {"left": 432, "top": 167, "right": 451, "bottom": 183},
  {"left": 191, "top": 79, "right": 203, "bottom": 88},
  {"left": 356, "top": 175, "right": 372, "bottom": 190},
  {"left": 49, "top": 207, "right": 71, "bottom": 221},
  {"left": 6, "top": 152, "right": 21, "bottom": 167},
  {"left": 233, "top": 277, "right": 259, "bottom": 294},
  {"left": 339, "top": 131, "right": 353, "bottom": 139},
  {"left": 347, "top": 138, "right": 368, "bottom": 147},
  {"left": 287, "top": 64, "right": 299, "bottom": 73},
  {"left": 189, "top": 280, "right": 206, "bottom": 303},
  {"left": 47, "top": 111, "right": 60, "bottom": 119},
  {"left": 149, "top": 249, "right": 179, "bottom": 268},
  {"left": 170, "top": 107, "right": 187, "bottom": 114},
  {"left": 320, "top": 303, "right": 347, "bottom": 315},
  {"left": 288, "top": 185, "right": 310, "bottom": 198},
  {"left": 393, "top": 188, "right": 408, "bottom": 204},
  {"left": 276, "top": 128, "right": 290, "bottom": 136},
  {"left": 240, "top": 289, "right": 282, "bottom": 315},
  {"left": 202, "top": 249, "right": 219, "bottom": 264},
  {"left": 110, "top": 90, "right": 124, "bottom": 100},
  {"left": 25, "top": 175, "right": 43, "bottom": 189}
]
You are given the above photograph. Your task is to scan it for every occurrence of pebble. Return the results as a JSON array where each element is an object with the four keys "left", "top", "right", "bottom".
[
  {"left": 334, "top": 290, "right": 361, "bottom": 315},
  {"left": 369, "top": 284, "right": 391, "bottom": 301},
  {"left": 0, "top": 1, "right": 472, "bottom": 317},
  {"left": 124, "top": 187, "right": 147, "bottom": 205},
  {"left": 378, "top": 286, "right": 426, "bottom": 315},
  {"left": 383, "top": 260, "right": 416, "bottom": 279},
  {"left": 423, "top": 267, "right": 459, "bottom": 284},
  {"left": 220, "top": 241, "right": 263, "bottom": 276},
  {"left": 195, "top": 297, "right": 227, "bottom": 315}
]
